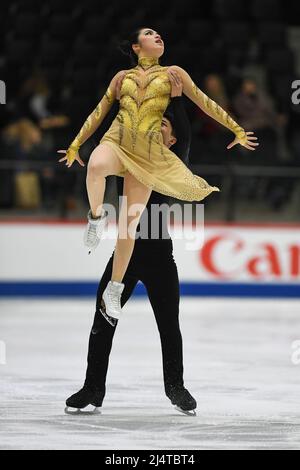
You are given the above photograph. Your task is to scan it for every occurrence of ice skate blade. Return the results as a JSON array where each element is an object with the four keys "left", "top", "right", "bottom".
[
  {"left": 99, "top": 300, "right": 118, "bottom": 327},
  {"left": 64, "top": 406, "right": 101, "bottom": 416},
  {"left": 174, "top": 405, "right": 197, "bottom": 416}
]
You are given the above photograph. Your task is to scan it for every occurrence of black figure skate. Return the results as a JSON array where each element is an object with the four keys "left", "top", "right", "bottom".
[
  {"left": 167, "top": 386, "right": 197, "bottom": 416},
  {"left": 65, "top": 386, "right": 104, "bottom": 415}
]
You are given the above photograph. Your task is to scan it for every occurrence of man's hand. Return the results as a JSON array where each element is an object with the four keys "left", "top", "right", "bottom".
[
  {"left": 167, "top": 69, "right": 183, "bottom": 97},
  {"left": 115, "top": 71, "right": 127, "bottom": 101}
]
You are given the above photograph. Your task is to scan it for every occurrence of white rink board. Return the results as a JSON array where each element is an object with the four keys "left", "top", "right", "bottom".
[{"left": 0, "top": 223, "right": 300, "bottom": 297}]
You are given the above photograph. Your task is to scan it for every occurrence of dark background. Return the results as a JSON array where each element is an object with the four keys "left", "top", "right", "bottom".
[{"left": 1, "top": 0, "right": 300, "bottom": 221}]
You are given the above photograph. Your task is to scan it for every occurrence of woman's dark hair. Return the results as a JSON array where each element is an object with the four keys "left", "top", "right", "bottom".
[
  {"left": 117, "top": 26, "right": 166, "bottom": 67},
  {"left": 117, "top": 27, "right": 145, "bottom": 67}
]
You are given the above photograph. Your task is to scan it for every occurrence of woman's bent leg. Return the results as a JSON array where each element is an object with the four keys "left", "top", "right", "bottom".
[{"left": 86, "top": 143, "right": 124, "bottom": 218}]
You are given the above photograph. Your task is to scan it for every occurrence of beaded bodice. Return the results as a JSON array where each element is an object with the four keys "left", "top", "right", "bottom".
[{"left": 116, "top": 56, "right": 172, "bottom": 150}]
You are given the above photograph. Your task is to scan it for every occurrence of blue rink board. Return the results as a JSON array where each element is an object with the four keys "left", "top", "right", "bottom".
[{"left": 0, "top": 281, "right": 300, "bottom": 298}]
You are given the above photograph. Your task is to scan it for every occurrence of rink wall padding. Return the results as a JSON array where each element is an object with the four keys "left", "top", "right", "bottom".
[
  {"left": 1, "top": 222, "right": 300, "bottom": 298},
  {"left": 0, "top": 281, "right": 300, "bottom": 298}
]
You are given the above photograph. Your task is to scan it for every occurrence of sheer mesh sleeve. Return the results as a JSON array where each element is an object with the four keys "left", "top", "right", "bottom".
[
  {"left": 175, "top": 66, "right": 248, "bottom": 145},
  {"left": 65, "top": 72, "right": 122, "bottom": 164}
]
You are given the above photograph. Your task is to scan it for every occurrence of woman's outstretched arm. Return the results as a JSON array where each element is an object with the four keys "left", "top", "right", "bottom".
[
  {"left": 59, "top": 70, "right": 126, "bottom": 166},
  {"left": 171, "top": 66, "right": 258, "bottom": 151}
]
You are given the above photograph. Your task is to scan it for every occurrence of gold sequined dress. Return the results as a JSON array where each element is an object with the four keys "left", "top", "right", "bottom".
[{"left": 65, "top": 56, "right": 248, "bottom": 202}]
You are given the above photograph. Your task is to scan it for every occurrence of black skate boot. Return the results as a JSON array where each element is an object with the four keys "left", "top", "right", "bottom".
[
  {"left": 65, "top": 386, "right": 104, "bottom": 415},
  {"left": 167, "top": 386, "right": 197, "bottom": 416}
]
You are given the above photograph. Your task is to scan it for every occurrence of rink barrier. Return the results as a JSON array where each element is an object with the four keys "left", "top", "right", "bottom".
[
  {"left": 1, "top": 221, "right": 300, "bottom": 298},
  {"left": 0, "top": 281, "right": 300, "bottom": 298}
]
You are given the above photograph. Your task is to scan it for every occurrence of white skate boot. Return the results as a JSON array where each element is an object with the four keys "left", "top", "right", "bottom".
[
  {"left": 101, "top": 280, "right": 125, "bottom": 323},
  {"left": 84, "top": 209, "right": 108, "bottom": 253}
]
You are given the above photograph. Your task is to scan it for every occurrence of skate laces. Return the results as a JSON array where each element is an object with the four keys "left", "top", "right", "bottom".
[
  {"left": 86, "top": 223, "right": 97, "bottom": 245},
  {"left": 108, "top": 283, "right": 122, "bottom": 310}
]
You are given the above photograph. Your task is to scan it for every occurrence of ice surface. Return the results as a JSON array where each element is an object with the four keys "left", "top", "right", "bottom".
[{"left": 1, "top": 297, "right": 300, "bottom": 450}]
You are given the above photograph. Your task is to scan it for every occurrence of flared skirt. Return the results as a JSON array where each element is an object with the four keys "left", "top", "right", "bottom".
[{"left": 99, "top": 118, "right": 220, "bottom": 202}]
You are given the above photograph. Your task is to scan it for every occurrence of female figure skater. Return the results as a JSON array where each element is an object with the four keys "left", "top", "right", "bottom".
[
  {"left": 65, "top": 70, "right": 198, "bottom": 416},
  {"left": 58, "top": 28, "right": 258, "bottom": 333}
]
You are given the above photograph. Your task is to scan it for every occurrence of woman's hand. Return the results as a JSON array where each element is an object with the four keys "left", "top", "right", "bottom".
[
  {"left": 115, "top": 71, "right": 127, "bottom": 101},
  {"left": 57, "top": 149, "right": 85, "bottom": 168},
  {"left": 167, "top": 69, "right": 183, "bottom": 97},
  {"left": 227, "top": 131, "right": 259, "bottom": 151}
]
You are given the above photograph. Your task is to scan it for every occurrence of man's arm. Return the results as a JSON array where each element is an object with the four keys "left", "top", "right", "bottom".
[{"left": 170, "top": 96, "right": 191, "bottom": 165}]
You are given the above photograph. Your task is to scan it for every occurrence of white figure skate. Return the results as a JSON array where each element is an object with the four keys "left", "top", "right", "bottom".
[
  {"left": 84, "top": 209, "right": 108, "bottom": 253},
  {"left": 101, "top": 280, "right": 125, "bottom": 323}
]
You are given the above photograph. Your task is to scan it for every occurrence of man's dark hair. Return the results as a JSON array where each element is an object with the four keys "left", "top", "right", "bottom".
[{"left": 163, "top": 110, "right": 177, "bottom": 138}]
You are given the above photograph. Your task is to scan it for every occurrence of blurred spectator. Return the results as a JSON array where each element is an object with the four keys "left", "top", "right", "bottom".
[
  {"left": 233, "top": 77, "right": 291, "bottom": 210},
  {"left": 194, "top": 73, "right": 231, "bottom": 141},
  {"left": 191, "top": 74, "right": 233, "bottom": 190},
  {"left": 232, "top": 77, "right": 286, "bottom": 164},
  {"left": 17, "top": 70, "right": 70, "bottom": 128},
  {"left": 1, "top": 118, "right": 57, "bottom": 210},
  {"left": 0, "top": 69, "right": 78, "bottom": 212},
  {"left": 233, "top": 77, "right": 280, "bottom": 131}
]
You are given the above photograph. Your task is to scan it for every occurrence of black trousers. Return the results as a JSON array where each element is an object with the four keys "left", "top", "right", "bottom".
[{"left": 84, "top": 238, "right": 185, "bottom": 400}]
